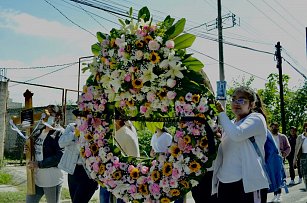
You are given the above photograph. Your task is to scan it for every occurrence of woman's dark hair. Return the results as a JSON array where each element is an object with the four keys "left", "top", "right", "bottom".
[{"left": 254, "top": 93, "right": 267, "bottom": 121}]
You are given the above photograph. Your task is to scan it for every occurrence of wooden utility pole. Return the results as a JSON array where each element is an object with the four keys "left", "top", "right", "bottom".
[
  {"left": 23, "top": 89, "right": 36, "bottom": 195},
  {"left": 275, "top": 42, "right": 286, "bottom": 135}
]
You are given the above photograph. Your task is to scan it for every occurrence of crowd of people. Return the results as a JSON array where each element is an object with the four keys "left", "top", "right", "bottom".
[{"left": 22, "top": 87, "right": 307, "bottom": 203}]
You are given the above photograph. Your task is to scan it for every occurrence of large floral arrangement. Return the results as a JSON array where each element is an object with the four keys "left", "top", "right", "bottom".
[{"left": 74, "top": 7, "right": 219, "bottom": 202}]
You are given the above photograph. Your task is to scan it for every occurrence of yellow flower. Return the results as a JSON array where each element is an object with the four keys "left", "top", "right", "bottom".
[
  {"left": 162, "top": 162, "right": 173, "bottom": 177},
  {"left": 183, "top": 135, "right": 191, "bottom": 144},
  {"left": 160, "top": 197, "right": 171, "bottom": 203},
  {"left": 130, "top": 168, "right": 140, "bottom": 179},
  {"left": 132, "top": 79, "right": 143, "bottom": 89},
  {"left": 98, "top": 164, "right": 106, "bottom": 174},
  {"left": 151, "top": 170, "right": 161, "bottom": 182},
  {"left": 149, "top": 51, "right": 160, "bottom": 64},
  {"left": 125, "top": 44, "right": 132, "bottom": 53},
  {"left": 135, "top": 40, "right": 144, "bottom": 48},
  {"left": 75, "top": 128, "right": 80, "bottom": 137},
  {"left": 179, "top": 96, "right": 185, "bottom": 103},
  {"left": 158, "top": 89, "right": 167, "bottom": 100},
  {"left": 85, "top": 133, "right": 93, "bottom": 140},
  {"left": 170, "top": 189, "right": 181, "bottom": 197},
  {"left": 110, "top": 38, "right": 116, "bottom": 47},
  {"left": 180, "top": 180, "right": 190, "bottom": 189},
  {"left": 80, "top": 147, "right": 86, "bottom": 158},
  {"left": 132, "top": 201, "right": 140, "bottom": 203},
  {"left": 126, "top": 100, "right": 135, "bottom": 107},
  {"left": 179, "top": 122, "right": 187, "bottom": 129},
  {"left": 199, "top": 136, "right": 208, "bottom": 149},
  {"left": 90, "top": 143, "right": 99, "bottom": 155},
  {"left": 138, "top": 183, "right": 149, "bottom": 195},
  {"left": 170, "top": 145, "right": 182, "bottom": 158},
  {"left": 189, "top": 160, "right": 201, "bottom": 173},
  {"left": 112, "top": 170, "right": 122, "bottom": 180},
  {"left": 144, "top": 35, "right": 153, "bottom": 44},
  {"left": 192, "top": 94, "right": 200, "bottom": 103}
]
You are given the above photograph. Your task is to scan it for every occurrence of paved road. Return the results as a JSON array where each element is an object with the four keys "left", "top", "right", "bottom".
[{"left": 2, "top": 165, "right": 306, "bottom": 203}]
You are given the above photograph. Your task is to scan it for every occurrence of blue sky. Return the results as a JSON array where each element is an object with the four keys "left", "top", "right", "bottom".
[{"left": 1, "top": 0, "right": 307, "bottom": 106}]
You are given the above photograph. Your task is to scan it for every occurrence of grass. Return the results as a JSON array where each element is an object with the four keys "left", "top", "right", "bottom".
[{"left": 0, "top": 168, "right": 97, "bottom": 203}]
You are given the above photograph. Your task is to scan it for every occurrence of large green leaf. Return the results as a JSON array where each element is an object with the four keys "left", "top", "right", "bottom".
[
  {"left": 165, "top": 18, "right": 186, "bottom": 40},
  {"left": 96, "top": 32, "right": 106, "bottom": 43},
  {"left": 182, "top": 56, "right": 204, "bottom": 72},
  {"left": 91, "top": 43, "right": 101, "bottom": 56},
  {"left": 138, "top": 6, "right": 150, "bottom": 22},
  {"left": 146, "top": 122, "right": 164, "bottom": 134},
  {"left": 174, "top": 33, "right": 196, "bottom": 49}
]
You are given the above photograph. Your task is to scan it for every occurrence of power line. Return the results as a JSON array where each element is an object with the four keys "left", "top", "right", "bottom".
[
  {"left": 261, "top": 0, "right": 303, "bottom": 35},
  {"left": 245, "top": 0, "right": 301, "bottom": 44},
  {"left": 189, "top": 48, "right": 268, "bottom": 81},
  {"left": 283, "top": 57, "right": 307, "bottom": 80},
  {"left": 2, "top": 62, "right": 79, "bottom": 70},
  {"left": 44, "top": 0, "right": 96, "bottom": 37}
]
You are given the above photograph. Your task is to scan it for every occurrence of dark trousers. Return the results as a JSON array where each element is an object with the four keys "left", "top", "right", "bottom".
[
  {"left": 288, "top": 156, "right": 302, "bottom": 180},
  {"left": 68, "top": 165, "right": 98, "bottom": 203},
  {"left": 217, "top": 180, "right": 254, "bottom": 203},
  {"left": 191, "top": 171, "right": 217, "bottom": 203}
]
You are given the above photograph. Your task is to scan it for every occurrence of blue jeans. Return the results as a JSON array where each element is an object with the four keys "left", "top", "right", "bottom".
[
  {"left": 99, "top": 186, "right": 124, "bottom": 203},
  {"left": 26, "top": 184, "right": 62, "bottom": 203}
]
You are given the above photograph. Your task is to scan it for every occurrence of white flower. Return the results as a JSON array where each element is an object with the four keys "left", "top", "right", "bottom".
[
  {"left": 140, "top": 66, "right": 158, "bottom": 83},
  {"left": 159, "top": 52, "right": 181, "bottom": 69},
  {"left": 166, "top": 78, "right": 176, "bottom": 88},
  {"left": 164, "top": 63, "right": 184, "bottom": 79},
  {"left": 135, "top": 50, "right": 143, "bottom": 60}
]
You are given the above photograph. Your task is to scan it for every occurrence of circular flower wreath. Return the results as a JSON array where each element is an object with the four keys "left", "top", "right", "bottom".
[{"left": 74, "top": 7, "right": 220, "bottom": 203}]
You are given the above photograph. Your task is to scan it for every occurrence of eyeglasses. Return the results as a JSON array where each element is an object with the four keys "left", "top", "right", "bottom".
[{"left": 231, "top": 98, "right": 248, "bottom": 105}]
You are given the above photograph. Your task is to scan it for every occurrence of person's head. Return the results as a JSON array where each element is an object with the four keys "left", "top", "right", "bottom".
[
  {"left": 290, "top": 126, "right": 297, "bottom": 136},
  {"left": 270, "top": 122, "right": 279, "bottom": 135},
  {"left": 231, "top": 86, "right": 257, "bottom": 120},
  {"left": 303, "top": 122, "right": 307, "bottom": 133}
]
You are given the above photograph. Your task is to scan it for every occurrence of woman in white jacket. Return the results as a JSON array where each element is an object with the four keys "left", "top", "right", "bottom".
[
  {"left": 58, "top": 123, "right": 98, "bottom": 203},
  {"left": 212, "top": 86, "right": 269, "bottom": 203}
]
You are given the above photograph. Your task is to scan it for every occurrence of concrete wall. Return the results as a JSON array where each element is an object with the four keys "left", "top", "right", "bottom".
[{"left": 0, "top": 82, "right": 8, "bottom": 160}]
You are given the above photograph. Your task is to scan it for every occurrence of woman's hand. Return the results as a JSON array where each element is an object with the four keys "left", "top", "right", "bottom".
[
  {"left": 215, "top": 101, "right": 225, "bottom": 113},
  {"left": 27, "top": 161, "right": 38, "bottom": 169}
]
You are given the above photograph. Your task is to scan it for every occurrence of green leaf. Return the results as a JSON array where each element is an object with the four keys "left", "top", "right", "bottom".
[
  {"left": 129, "top": 7, "right": 133, "bottom": 17},
  {"left": 182, "top": 56, "right": 204, "bottom": 72},
  {"left": 118, "top": 19, "right": 126, "bottom": 26},
  {"left": 91, "top": 43, "right": 101, "bottom": 56},
  {"left": 146, "top": 122, "right": 164, "bottom": 134},
  {"left": 163, "top": 15, "right": 175, "bottom": 27},
  {"left": 165, "top": 18, "right": 186, "bottom": 40},
  {"left": 138, "top": 7, "right": 150, "bottom": 22},
  {"left": 96, "top": 32, "right": 106, "bottom": 43},
  {"left": 174, "top": 33, "right": 196, "bottom": 49}
]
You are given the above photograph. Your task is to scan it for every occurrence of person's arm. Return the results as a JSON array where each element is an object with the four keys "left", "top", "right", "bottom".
[
  {"left": 218, "top": 112, "right": 266, "bottom": 142},
  {"left": 281, "top": 135, "right": 291, "bottom": 158},
  {"left": 38, "top": 131, "right": 64, "bottom": 168},
  {"left": 58, "top": 123, "right": 76, "bottom": 148}
]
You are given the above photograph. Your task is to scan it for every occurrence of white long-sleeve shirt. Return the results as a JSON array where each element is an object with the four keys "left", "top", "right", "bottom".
[{"left": 212, "top": 112, "right": 269, "bottom": 194}]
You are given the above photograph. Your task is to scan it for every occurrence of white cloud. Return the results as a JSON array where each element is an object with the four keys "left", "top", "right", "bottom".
[{"left": 0, "top": 9, "right": 95, "bottom": 44}]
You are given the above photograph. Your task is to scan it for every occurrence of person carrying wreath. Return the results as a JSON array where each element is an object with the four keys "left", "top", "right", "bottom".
[{"left": 212, "top": 86, "right": 269, "bottom": 203}]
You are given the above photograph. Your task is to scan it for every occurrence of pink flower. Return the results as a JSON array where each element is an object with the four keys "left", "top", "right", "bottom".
[
  {"left": 146, "top": 92, "right": 156, "bottom": 102},
  {"left": 128, "top": 165, "right": 135, "bottom": 173},
  {"left": 140, "top": 106, "right": 148, "bottom": 114},
  {"left": 140, "top": 166, "right": 149, "bottom": 174},
  {"left": 120, "top": 100, "right": 126, "bottom": 107},
  {"left": 161, "top": 105, "right": 168, "bottom": 112},
  {"left": 197, "top": 104, "right": 208, "bottom": 113},
  {"left": 148, "top": 40, "right": 160, "bottom": 51},
  {"left": 166, "top": 78, "right": 176, "bottom": 88},
  {"left": 128, "top": 185, "right": 137, "bottom": 194},
  {"left": 165, "top": 40, "right": 175, "bottom": 49},
  {"left": 192, "top": 128, "right": 200, "bottom": 136},
  {"left": 166, "top": 91, "right": 176, "bottom": 100},
  {"left": 124, "top": 74, "right": 131, "bottom": 82},
  {"left": 93, "top": 162, "right": 99, "bottom": 172},
  {"left": 175, "top": 130, "right": 184, "bottom": 138},
  {"left": 150, "top": 183, "right": 160, "bottom": 195},
  {"left": 172, "top": 168, "right": 181, "bottom": 179},
  {"left": 85, "top": 148, "right": 92, "bottom": 157}
]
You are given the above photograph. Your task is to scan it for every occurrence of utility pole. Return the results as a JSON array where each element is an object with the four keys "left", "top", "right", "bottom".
[
  {"left": 206, "top": 0, "right": 239, "bottom": 107},
  {"left": 275, "top": 42, "right": 286, "bottom": 135}
]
